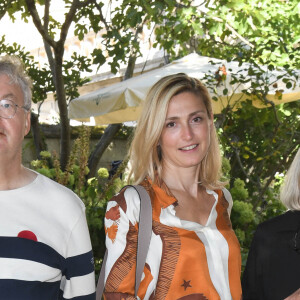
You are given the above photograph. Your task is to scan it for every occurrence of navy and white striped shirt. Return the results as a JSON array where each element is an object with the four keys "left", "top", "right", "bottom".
[{"left": 0, "top": 172, "right": 95, "bottom": 299}]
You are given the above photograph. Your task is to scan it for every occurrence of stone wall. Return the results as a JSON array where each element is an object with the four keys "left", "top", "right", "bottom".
[{"left": 22, "top": 136, "right": 129, "bottom": 171}]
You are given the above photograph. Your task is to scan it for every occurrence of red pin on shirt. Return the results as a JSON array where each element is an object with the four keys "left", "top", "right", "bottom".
[{"left": 18, "top": 230, "right": 38, "bottom": 241}]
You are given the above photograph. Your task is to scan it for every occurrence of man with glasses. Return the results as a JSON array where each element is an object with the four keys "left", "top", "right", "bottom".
[{"left": 0, "top": 56, "right": 95, "bottom": 299}]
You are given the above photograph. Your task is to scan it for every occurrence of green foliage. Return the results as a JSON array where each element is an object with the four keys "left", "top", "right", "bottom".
[
  {"left": 221, "top": 145, "right": 291, "bottom": 271},
  {"left": 70, "top": 124, "right": 132, "bottom": 139},
  {"left": 0, "top": 36, "right": 93, "bottom": 109},
  {"left": 30, "top": 126, "right": 128, "bottom": 273},
  {"left": 62, "top": 53, "right": 92, "bottom": 102},
  {"left": 2, "top": 0, "right": 299, "bottom": 277},
  {"left": 0, "top": 36, "right": 54, "bottom": 104},
  {"left": 230, "top": 178, "right": 249, "bottom": 201},
  {"left": 97, "top": 168, "right": 109, "bottom": 179},
  {"left": 232, "top": 201, "right": 255, "bottom": 230},
  {"left": 221, "top": 156, "right": 231, "bottom": 183},
  {"left": 207, "top": 55, "right": 299, "bottom": 270}
]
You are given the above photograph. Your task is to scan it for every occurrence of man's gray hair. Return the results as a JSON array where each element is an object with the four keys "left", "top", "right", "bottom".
[{"left": 0, "top": 55, "right": 32, "bottom": 110}]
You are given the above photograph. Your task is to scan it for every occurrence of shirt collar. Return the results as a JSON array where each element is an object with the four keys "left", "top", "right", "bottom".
[{"left": 146, "top": 177, "right": 178, "bottom": 208}]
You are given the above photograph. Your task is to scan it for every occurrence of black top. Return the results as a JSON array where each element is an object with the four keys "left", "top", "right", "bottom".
[{"left": 242, "top": 210, "right": 300, "bottom": 300}]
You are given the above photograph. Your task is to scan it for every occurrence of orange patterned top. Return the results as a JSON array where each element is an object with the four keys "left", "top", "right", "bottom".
[{"left": 104, "top": 179, "right": 242, "bottom": 300}]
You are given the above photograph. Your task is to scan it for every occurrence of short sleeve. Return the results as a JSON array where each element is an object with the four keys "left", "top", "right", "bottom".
[{"left": 60, "top": 211, "right": 96, "bottom": 299}]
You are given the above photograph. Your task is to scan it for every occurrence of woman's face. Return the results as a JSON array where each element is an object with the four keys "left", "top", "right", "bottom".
[{"left": 159, "top": 91, "right": 212, "bottom": 171}]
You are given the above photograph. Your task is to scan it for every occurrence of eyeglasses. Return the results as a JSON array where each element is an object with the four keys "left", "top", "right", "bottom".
[{"left": 0, "top": 99, "right": 29, "bottom": 119}]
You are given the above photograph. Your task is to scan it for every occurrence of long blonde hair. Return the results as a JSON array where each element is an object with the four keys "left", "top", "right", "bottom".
[
  {"left": 280, "top": 148, "right": 300, "bottom": 210},
  {"left": 128, "top": 73, "right": 224, "bottom": 190}
]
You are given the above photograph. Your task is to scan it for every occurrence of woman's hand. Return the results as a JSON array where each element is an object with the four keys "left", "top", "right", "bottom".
[{"left": 284, "top": 288, "right": 300, "bottom": 300}]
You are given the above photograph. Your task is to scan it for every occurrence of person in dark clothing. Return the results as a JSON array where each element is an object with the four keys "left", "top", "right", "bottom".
[{"left": 242, "top": 148, "right": 300, "bottom": 300}]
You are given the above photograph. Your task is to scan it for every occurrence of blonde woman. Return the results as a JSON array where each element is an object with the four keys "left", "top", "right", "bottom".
[
  {"left": 103, "top": 73, "right": 242, "bottom": 299},
  {"left": 242, "top": 148, "right": 300, "bottom": 300}
]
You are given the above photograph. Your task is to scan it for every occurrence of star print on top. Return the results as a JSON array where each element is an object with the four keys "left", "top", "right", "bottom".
[
  {"left": 103, "top": 178, "right": 242, "bottom": 300},
  {"left": 181, "top": 280, "right": 192, "bottom": 291}
]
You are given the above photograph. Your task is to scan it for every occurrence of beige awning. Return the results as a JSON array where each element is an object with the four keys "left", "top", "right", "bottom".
[{"left": 69, "top": 54, "right": 300, "bottom": 124}]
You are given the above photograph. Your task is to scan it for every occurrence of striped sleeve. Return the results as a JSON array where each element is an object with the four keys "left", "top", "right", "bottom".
[{"left": 61, "top": 211, "right": 96, "bottom": 299}]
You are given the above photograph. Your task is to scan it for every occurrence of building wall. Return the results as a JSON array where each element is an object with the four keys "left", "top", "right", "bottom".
[{"left": 22, "top": 136, "right": 129, "bottom": 171}]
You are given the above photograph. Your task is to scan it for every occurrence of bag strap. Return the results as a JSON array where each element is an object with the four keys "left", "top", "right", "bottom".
[
  {"left": 133, "top": 185, "right": 153, "bottom": 294},
  {"left": 96, "top": 250, "right": 107, "bottom": 300},
  {"left": 96, "top": 184, "right": 152, "bottom": 299}
]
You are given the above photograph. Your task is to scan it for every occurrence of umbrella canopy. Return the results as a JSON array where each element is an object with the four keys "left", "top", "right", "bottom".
[{"left": 69, "top": 53, "right": 300, "bottom": 124}]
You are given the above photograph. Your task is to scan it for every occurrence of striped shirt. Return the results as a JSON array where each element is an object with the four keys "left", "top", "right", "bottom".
[
  {"left": 0, "top": 172, "right": 95, "bottom": 299},
  {"left": 104, "top": 179, "right": 242, "bottom": 299}
]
